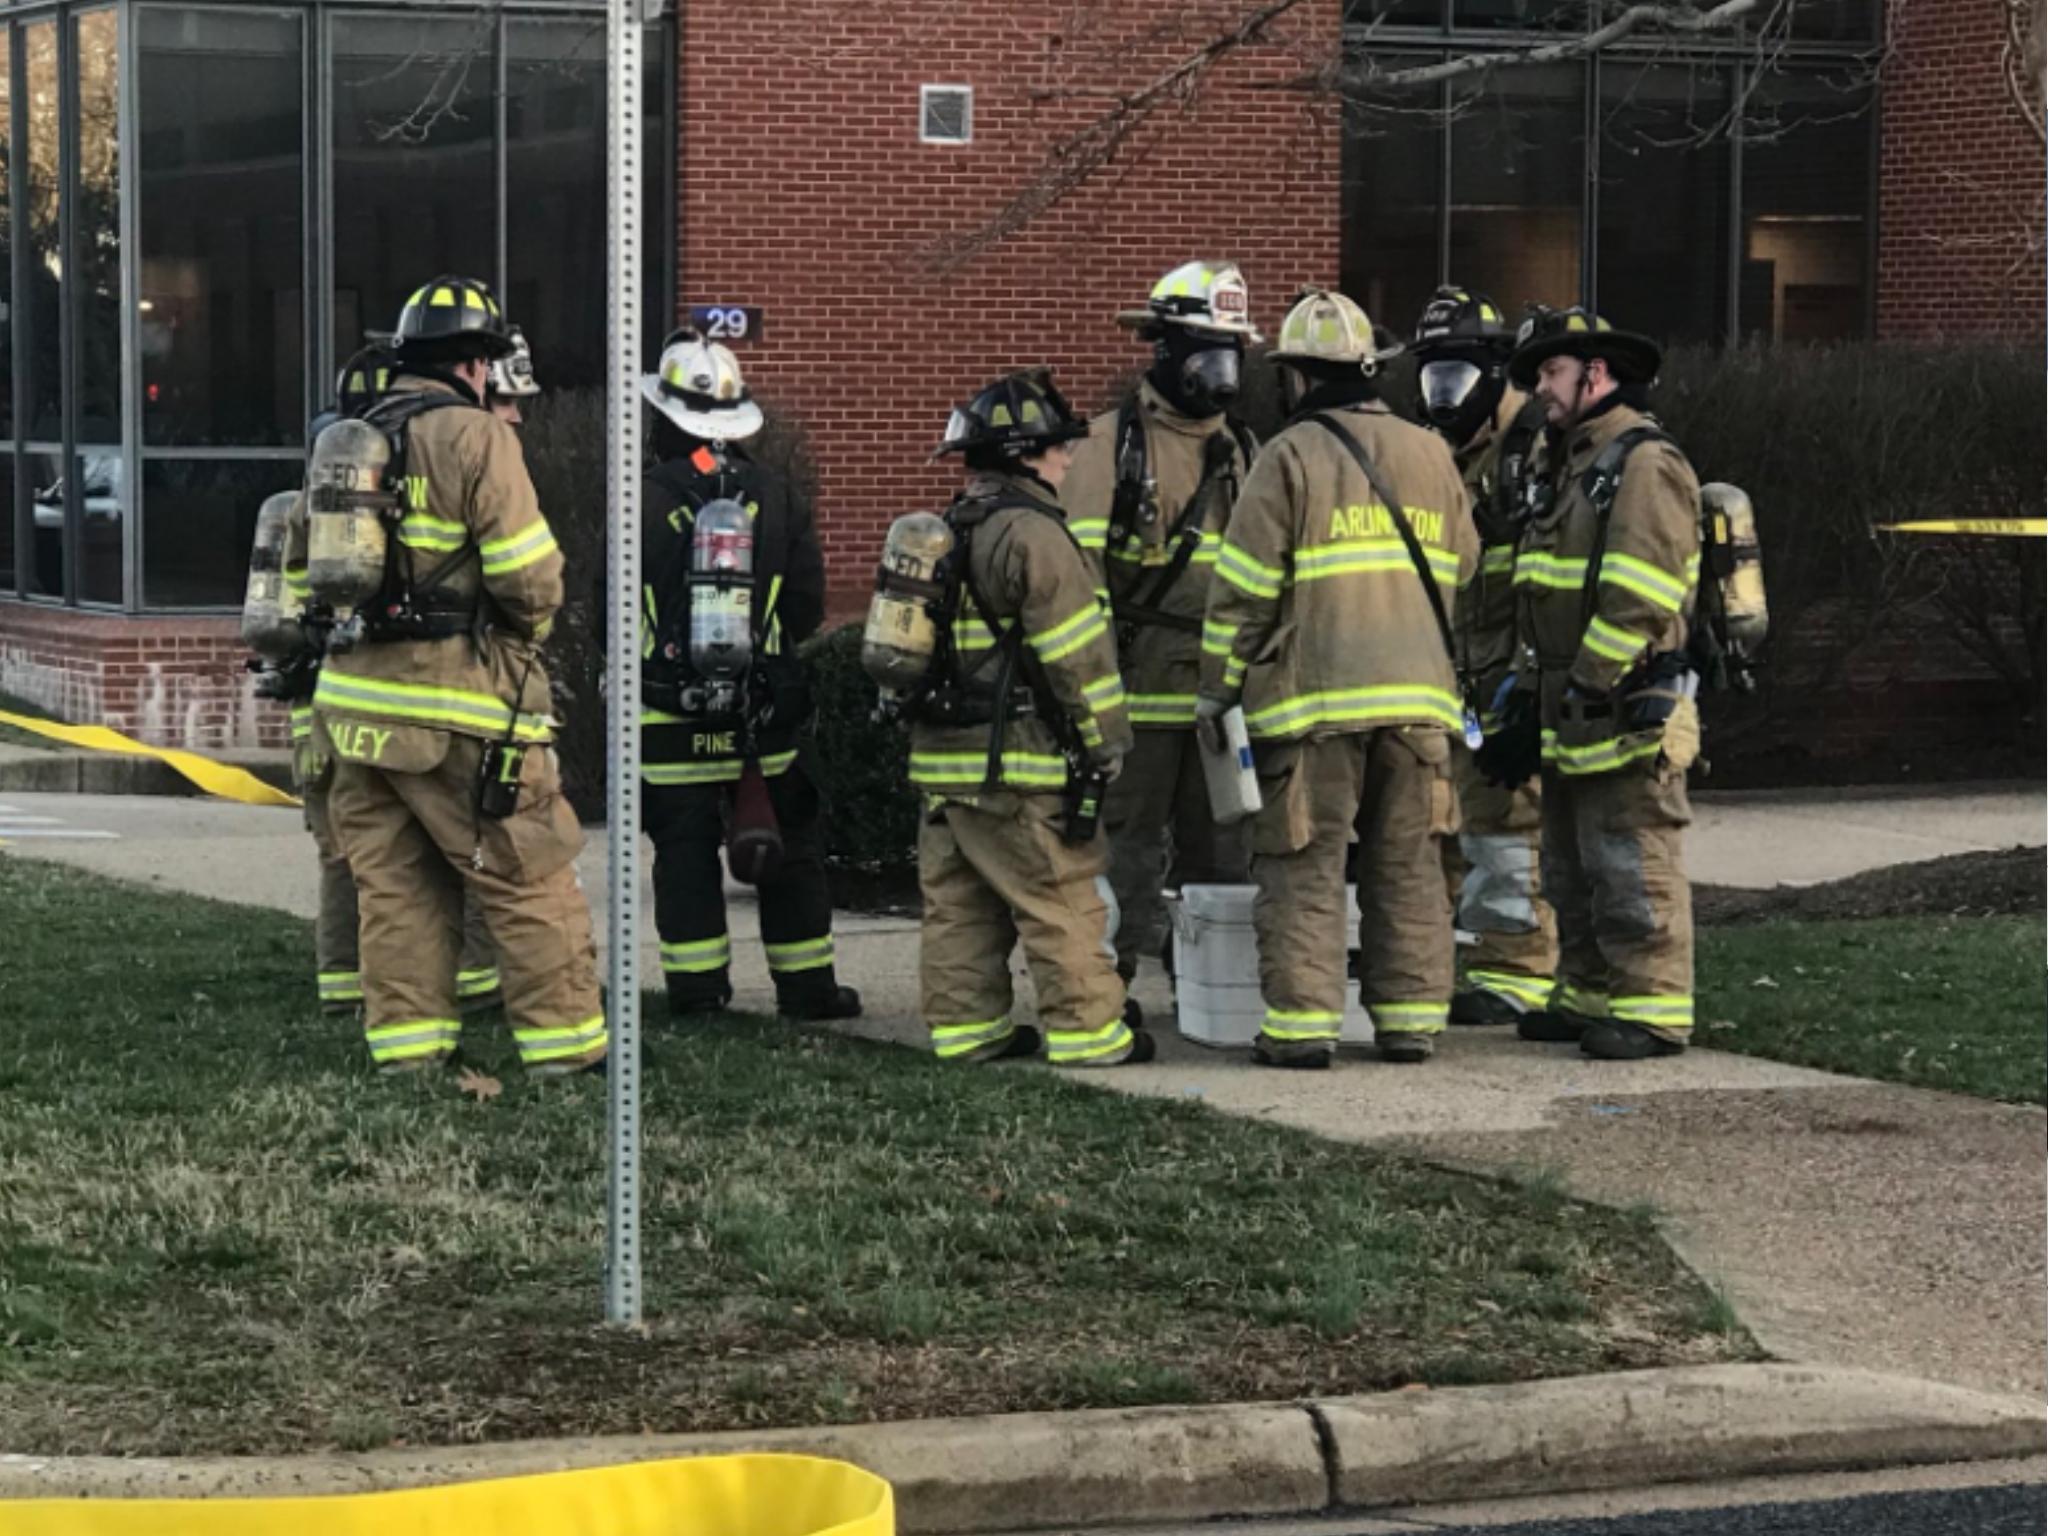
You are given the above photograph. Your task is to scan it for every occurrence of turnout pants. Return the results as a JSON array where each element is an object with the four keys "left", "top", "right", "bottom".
[
  {"left": 1103, "top": 727, "right": 1249, "bottom": 978},
  {"left": 919, "top": 791, "right": 1133, "bottom": 1066},
  {"left": 643, "top": 755, "right": 846, "bottom": 1011},
  {"left": 1539, "top": 759, "right": 1694, "bottom": 1043},
  {"left": 1250, "top": 728, "right": 1457, "bottom": 1059},
  {"left": 1445, "top": 744, "right": 1557, "bottom": 1013},
  {"left": 328, "top": 736, "right": 606, "bottom": 1071},
  {"left": 303, "top": 763, "right": 501, "bottom": 1015}
]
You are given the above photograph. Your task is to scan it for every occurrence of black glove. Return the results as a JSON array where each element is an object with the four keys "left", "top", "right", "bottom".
[{"left": 1473, "top": 687, "right": 1541, "bottom": 789}]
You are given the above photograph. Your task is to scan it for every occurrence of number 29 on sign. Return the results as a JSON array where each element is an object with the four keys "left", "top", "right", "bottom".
[{"left": 688, "top": 304, "right": 761, "bottom": 341}]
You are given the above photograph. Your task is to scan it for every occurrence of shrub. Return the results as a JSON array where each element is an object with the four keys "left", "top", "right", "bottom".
[{"left": 801, "top": 623, "right": 917, "bottom": 873}]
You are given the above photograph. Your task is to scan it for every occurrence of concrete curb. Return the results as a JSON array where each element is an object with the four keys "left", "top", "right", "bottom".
[
  {"left": 0, "top": 750, "right": 291, "bottom": 798},
  {"left": 1, "top": 1366, "right": 2039, "bottom": 1530}
]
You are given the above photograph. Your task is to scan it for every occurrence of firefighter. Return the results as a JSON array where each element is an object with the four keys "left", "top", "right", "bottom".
[
  {"left": 314, "top": 275, "right": 605, "bottom": 1076},
  {"left": 282, "top": 347, "right": 501, "bottom": 1021},
  {"left": 1409, "top": 286, "right": 1558, "bottom": 1027},
  {"left": 636, "top": 327, "right": 860, "bottom": 1021},
  {"left": 1063, "top": 261, "right": 1257, "bottom": 997},
  {"left": 1482, "top": 307, "right": 1701, "bottom": 1060},
  {"left": 908, "top": 370, "right": 1151, "bottom": 1067},
  {"left": 1199, "top": 289, "right": 1478, "bottom": 1068}
]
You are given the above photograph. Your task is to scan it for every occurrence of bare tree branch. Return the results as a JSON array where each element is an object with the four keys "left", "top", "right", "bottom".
[{"left": 1999, "top": 0, "right": 2047, "bottom": 146}]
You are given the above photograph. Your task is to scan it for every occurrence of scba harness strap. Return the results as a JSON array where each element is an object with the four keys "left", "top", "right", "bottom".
[
  {"left": 1105, "top": 400, "right": 1255, "bottom": 641},
  {"left": 357, "top": 392, "right": 485, "bottom": 643}
]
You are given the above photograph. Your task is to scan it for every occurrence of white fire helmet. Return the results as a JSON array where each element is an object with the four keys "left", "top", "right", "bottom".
[
  {"left": 640, "top": 328, "right": 764, "bottom": 441},
  {"left": 1116, "top": 261, "right": 1263, "bottom": 343},
  {"left": 486, "top": 326, "right": 542, "bottom": 400}
]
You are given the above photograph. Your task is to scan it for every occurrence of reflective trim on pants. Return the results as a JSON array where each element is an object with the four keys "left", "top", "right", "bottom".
[
  {"left": 1371, "top": 1000, "right": 1449, "bottom": 1036},
  {"left": 456, "top": 966, "right": 501, "bottom": 1000},
  {"left": 1046, "top": 1014, "right": 1133, "bottom": 1066},
  {"left": 931, "top": 1017, "right": 1015, "bottom": 1061},
  {"left": 318, "top": 969, "right": 364, "bottom": 1004},
  {"left": 366, "top": 1017, "right": 460, "bottom": 1065},
  {"left": 514, "top": 1013, "right": 609, "bottom": 1065},
  {"left": 1465, "top": 968, "right": 1553, "bottom": 1011},
  {"left": 764, "top": 936, "right": 835, "bottom": 975},
  {"left": 661, "top": 935, "right": 732, "bottom": 974},
  {"left": 1261, "top": 1009, "right": 1341, "bottom": 1043},
  {"left": 1612, "top": 993, "right": 1694, "bottom": 1033}
]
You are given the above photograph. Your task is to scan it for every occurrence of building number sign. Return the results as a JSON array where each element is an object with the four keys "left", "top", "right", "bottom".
[{"left": 688, "top": 304, "right": 762, "bottom": 341}]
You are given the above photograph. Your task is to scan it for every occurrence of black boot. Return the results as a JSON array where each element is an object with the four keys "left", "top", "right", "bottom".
[
  {"left": 1581, "top": 1020, "right": 1686, "bottom": 1060},
  {"left": 1450, "top": 987, "right": 1523, "bottom": 1027},
  {"left": 978, "top": 1024, "right": 1042, "bottom": 1062},
  {"left": 1518, "top": 1007, "right": 1597, "bottom": 1043},
  {"left": 1122, "top": 996, "right": 1144, "bottom": 1031},
  {"left": 779, "top": 984, "right": 863, "bottom": 1022},
  {"left": 1119, "top": 1028, "right": 1158, "bottom": 1065},
  {"left": 1251, "top": 1039, "right": 1334, "bottom": 1071},
  {"left": 667, "top": 984, "right": 732, "bottom": 1020}
]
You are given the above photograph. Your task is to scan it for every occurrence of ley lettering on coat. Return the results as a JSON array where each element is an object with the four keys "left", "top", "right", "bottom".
[
  {"left": 1330, "top": 503, "right": 1444, "bottom": 546},
  {"left": 330, "top": 722, "right": 392, "bottom": 762}
]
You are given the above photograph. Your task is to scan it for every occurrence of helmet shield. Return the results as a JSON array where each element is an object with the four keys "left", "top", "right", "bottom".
[{"left": 1420, "top": 359, "right": 1483, "bottom": 418}]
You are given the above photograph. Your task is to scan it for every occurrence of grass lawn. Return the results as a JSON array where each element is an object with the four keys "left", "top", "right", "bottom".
[
  {"left": 0, "top": 856, "right": 1753, "bottom": 1457},
  {"left": 0, "top": 689, "right": 56, "bottom": 750},
  {"left": 1698, "top": 915, "right": 2043, "bottom": 1104}
]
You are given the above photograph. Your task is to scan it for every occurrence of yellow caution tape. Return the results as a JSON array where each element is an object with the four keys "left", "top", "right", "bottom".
[
  {"left": 1878, "top": 518, "right": 2048, "bottom": 537},
  {"left": 0, "top": 709, "right": 300, "bottom": 808},
  {"left": 0, "top": 1452, "right": 895, "bottom": 1535}
]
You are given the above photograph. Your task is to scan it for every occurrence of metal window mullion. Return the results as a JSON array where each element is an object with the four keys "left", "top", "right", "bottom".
[
  {"left": 1726, "top": 52, "right": 1744, "bottom": 345},
  {"left": 312, "top": 2, "right": 331, "bottom": 408},
  {"left": 118, "top": 0, "right": 138, "bottom": 610},
  {"left": 1581, "top": 51, "right": 1598, "bottom": 313},
  {"left": 9, "top": 23, "right": 26, "bottom": 599},
  {"left": 1862, "top": 60, "right": 1880, "bottom": 339},
  {"left": 56, "top": 4, "right": 75, "bottom": 606},
  {"left": 1434, "top": 64, "right": 1450, "bottom": 284},
  {"left": 493, "top": 7, "right": 506, "bottom": 302}
]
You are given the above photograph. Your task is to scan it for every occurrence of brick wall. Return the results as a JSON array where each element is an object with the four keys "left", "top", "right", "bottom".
[
  {"left": 0, "top": 601, "right": 289, "bottom": 750},
  {"left": 1877, "top": 0, "right": 2048, "bottom": 339},
  {"left": 675, "top": 0, "right": 1341, "bottom": 608}
]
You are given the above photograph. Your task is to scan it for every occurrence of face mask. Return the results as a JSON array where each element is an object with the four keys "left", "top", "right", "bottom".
[
  {"left": 1419, "top": 357, "right": 1504, "bottom": 448},
  {"left": 1178, "top": 343, "right": 1242, "bottom": 412}
]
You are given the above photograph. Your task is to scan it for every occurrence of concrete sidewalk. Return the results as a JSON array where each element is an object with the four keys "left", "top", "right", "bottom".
[{"left": 2, "top": 782, "right": 2042, "bottom": 1403}]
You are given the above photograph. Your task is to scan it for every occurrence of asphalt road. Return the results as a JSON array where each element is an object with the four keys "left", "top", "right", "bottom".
[{"left": 1338, "top": 1481, "right": 2044, "bottom": 1535}]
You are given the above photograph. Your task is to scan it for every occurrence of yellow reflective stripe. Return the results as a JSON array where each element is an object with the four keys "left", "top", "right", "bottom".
[
  {"left": 639, "top": 705, "right": 689, "bottom": 726},
  {"left": 364, "top": 1018, "right": 461, "bottom": 1063},
  {"left": 317, "top": 970, "right": 363, "bottom": 1001},
  {"left": 932, "top": 1017, "right": 1013, "bottom": 1059},
  {"left": 290, "top": 706, "right": 315, "bottom": 744},
  {"left": 1295, "top": 539, "right": 1460, "bottom": 585},
  {"left": 953, "top": 613, "right": 997, "bottom": 651},
  {"left": 1612, "top": 995, "right": 1694, "bottom": 1027},
  {"left": 1600, "top": 552, "right": 1689, "bottom": 613},
  {"left": 765, "top": 936, "right": 835, "bottom": 974},
  {"left": 1372, "top": 1001, "right": 1449, "bottom": 1034},
  {"left": 478, "top": 519, "right": 560, "bottom": 577},
  {"left": 398, "top": 509, "right": 467, "bottom": 544},
  {"left": 909, "top": 750, "right": 1068, "bottom": 789},
  {"left": 661, "top": 936, "right": 731, "bottom": 973},
  {"left": 1128, "top": 693, "right": 1199, "bottom": 726},
  {"left": 515, "top": 1013, "right": 608, "bottom": 1063},
  {"left": 1029, "top": 601, "right": 1109, "bottom": 663},
  {"left": 1201, "top": 618, "right": 1237, "bottom": 658},
  {"left": 1223, "top": 655, "right": 1248, "bottom": 688},
  {"left": 1512, "top": 552, "right": 1588, "bottom": 590},
  {"left": 1082, "top": 674, "right": 1127, "bottom": 711},
  {"left": 1078, "top": 717, "right": 1105, "bottom": 749},
  {"left": 456, "top": 967, "right": 501, "bottom": 999},
  {"left": 643, "top": 750, "right": 797, "bottom": 785},
  {"left": 1262, "top": 1009, "right": 1340, "bottom": 1041},
  {"left": 1245, "top": 686, "right": 1464, "bottom": 738},
  {"left": 1045, "top": 1015, "right": 1134, "bottom": 1063},
  {"left": 1216, "top": 542, "right": 1284, "bottom": 598},
  {"left": 1466, "top": 970, "right": 1553, "bottom": 1009},
  {"left": 1582, "top": 615, "right": 1650, "bottom": 665},
  {"left": 1068, "top": 518, "right": 1109, "bottom": 550},
  {"left": 1481, "top": 544, "right": 1516, "bottom": 575},
  {"left": 1557, "top": 983, "right": 1610, "bottom": 1017},
  {"left": 314, "top": 669, "right": 552, "bottom": 741},
  {"left": 1539, "top": 728, "right": 1664, "bottom": 776}
]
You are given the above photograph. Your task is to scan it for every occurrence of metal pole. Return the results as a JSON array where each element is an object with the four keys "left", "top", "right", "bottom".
[{"left": 603, "top": 0, "right": 643, "bottom": 1328}]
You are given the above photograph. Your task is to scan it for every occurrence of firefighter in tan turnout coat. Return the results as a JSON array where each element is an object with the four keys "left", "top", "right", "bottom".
[
  {"left": 1409, "top": 286, "right": 1559, "bottom": 1027},
  {"left": 1063, "top": 261, "right": 1257, "bottom": 993},
  {"left": 1199, "top": 289, "right": 1478, "bottom": 1069},
  {"left": 1480, "top": 307, "right": 1702, "bottom": 1061},
  {"left": 313, "top": 275, "right": 604, "bottom": 1076},
  {"left": 905, "top": 371, "right": 1153, "bottom": 1068}
]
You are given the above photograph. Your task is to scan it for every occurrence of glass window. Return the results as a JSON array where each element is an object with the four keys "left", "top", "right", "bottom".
[
  {"left": 72, "top": 445, "right": 122, "bottom": 604},
  {"left": 139, "top": 9, "right": 304, "bottom": 447},
  {"left": 1784, "top": 0, "right": 1879, "bottom": 44},
  {"left": 331, "top": 14, "right": 496, "bottom": 357},
  {"left": 643, "top": 28, "right": 669, "bottom": 364},
  {"left": 1449, "top": 62, "right": 1584, "bottom": 318},
  {"left": 73, "top": 9, "right": 118, "bottom": 449},
  {"left": 1347, "top": 0, "right": 1446, "bottom": 27},
  {"left": 0, "top": 41, "right": 10, "bottom": 592},
  {"left": 1740, "top": 71, "right": 1873, "bottom": 341},
  {"left": 1341, "top": 57, "right": 1444, "bottom": 337},
  {"left": 507, "top": 19, "right": 603, "bottom": 391},
  {"left": 141, "top": 457, "right": 298, "bottom": 608},
  {"left": 1596, "top": 60, "right": 1731, "bottom": 344},
  {"left": 1453, "top": 0, "right": 1581, "bottom": 31},
  {"left": 22, "top": 19, "right": 58, "bottom": 446},
  {"left": 0, "top": 456, "right": 13, "bottom": 594},
  {"left": 25, "top": 447, "right": 61, "bottom": 597}
]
